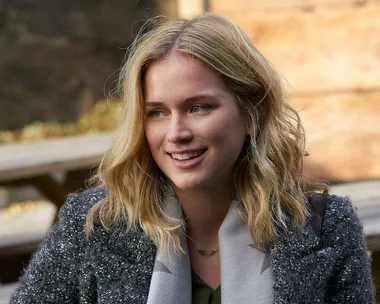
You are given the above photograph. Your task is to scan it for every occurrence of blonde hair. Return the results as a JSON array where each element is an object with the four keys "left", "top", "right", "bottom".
[{"left": 87, "top": 13, "right": 328, "bottom": 250}]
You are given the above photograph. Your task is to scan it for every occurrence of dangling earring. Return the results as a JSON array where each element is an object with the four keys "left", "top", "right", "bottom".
[{"left": 245, "top": 136, "right": 256, "bottom": 152}]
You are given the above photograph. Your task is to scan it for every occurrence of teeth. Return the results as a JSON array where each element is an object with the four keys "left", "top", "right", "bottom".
[{"left": 172, "top": 151, "right": 203, "bottom": 160}]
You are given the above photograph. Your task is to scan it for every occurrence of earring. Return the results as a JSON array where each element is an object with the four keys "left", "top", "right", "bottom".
[{"left": 245, "top": 136, "right": 256, "bottom": 152}]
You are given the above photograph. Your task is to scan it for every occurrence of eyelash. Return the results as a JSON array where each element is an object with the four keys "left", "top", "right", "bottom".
[
  {"left": 190, "top": 105, "right": 210, "bottom": 113},
  {"left": 148, "top": 110, "right": 164, "bottom": 117},
  {"left": 146, "top": 104, "right": 211, "bottom": 118}
]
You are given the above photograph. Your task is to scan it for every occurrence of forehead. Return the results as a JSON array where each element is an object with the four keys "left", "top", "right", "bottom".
[{"left": 143, "top": 54, "right": 229, "bottom": 103}]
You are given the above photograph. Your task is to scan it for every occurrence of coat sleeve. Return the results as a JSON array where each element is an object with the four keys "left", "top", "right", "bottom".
[
  {"left": 10, "top": 191, "right": 90, "bottom": 304},
  {"left": 323, "top": 195, "right": 375, "bottom": 303}
]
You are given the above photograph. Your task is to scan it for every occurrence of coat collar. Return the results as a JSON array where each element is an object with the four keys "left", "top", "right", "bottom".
[{"left": 88, "top": 215, "right": 336, "bottom": 303}]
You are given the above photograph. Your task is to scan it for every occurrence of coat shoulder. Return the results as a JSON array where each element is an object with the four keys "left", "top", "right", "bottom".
[
  {"left": 324, "top": 194, "right": 357, "bottom": 214},
  {"left": 322, "top": 194, "right": 362, "bottom": 235},
  {"left": 319, "top": 196, "right": 374, "bottom": 302},
  {"left": 58, "top": 187, "right": 107, "bottom": 223}
]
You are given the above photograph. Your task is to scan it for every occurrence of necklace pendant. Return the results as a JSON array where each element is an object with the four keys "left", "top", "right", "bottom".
[{"left": 197, "top": 249, "right": 217, "bottom": 257}]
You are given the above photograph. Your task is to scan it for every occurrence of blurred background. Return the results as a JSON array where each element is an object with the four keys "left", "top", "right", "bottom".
[{"left": 0, "top": 0, "right": 379, "bottom": 301}]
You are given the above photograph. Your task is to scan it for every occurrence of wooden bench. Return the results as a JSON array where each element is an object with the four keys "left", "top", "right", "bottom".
[
  {"left": 0, "top": 132, "right": 114, "bottom": 282},
  {"left": 0, "top": 132, "right": 114, "bottom": 219},
  {"left": 0, "top": 282, "right": 18, "bottom": 304}
]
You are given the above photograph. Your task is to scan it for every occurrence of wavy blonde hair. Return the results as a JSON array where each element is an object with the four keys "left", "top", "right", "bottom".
[{"left": 87, "top": 13, "right": 328, "bottom": 251}]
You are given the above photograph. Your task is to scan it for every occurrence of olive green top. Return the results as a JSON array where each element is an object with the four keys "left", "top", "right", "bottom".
[{"left": 192, "top": 270, "right": 221, "bottom": 304}]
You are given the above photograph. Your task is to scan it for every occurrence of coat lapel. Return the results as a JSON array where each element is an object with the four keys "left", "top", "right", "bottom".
[
  {"left": 271, "top": 218, "right": 338, "bottom": 303},
  {"left": 88, "top": 222, "right": 157, "bottom": 303}
]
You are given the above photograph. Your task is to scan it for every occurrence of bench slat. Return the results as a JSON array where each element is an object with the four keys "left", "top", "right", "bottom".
[
  {"left": 0, "top": 133, "right": 114, "bottom": 182},
  {"left": 0, "top": 283, "right": 18, "bottom": 303}
]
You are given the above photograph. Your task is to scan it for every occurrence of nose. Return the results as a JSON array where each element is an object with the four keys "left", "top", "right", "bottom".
[{"left": 166, "top": 114, "right": 193, "bottom": 143}]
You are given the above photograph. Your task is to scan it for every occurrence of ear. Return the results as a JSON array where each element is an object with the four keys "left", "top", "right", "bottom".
[{"left": 245, "top": 120, "right": 255, "bottom": 137}]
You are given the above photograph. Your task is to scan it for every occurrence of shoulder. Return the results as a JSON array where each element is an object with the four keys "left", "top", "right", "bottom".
[
  {"left": 303, "top": 193, "right": 365, "bottom": 252},
  {"left": 58, "top": 187, "right": 107, "bottom": 222},
  {"left": 324, "top": 194, "right": 357, "bottom": 215},
  {"left": 322, "top": 194, "right": 361, "bottom": 229},
  {"left": 316, "top": 197, "right": 374, "bottom": 301},
  {"left": 308, "top": 193, "right": 360, "bottom": 227},
  {"left": 320, "top": 194, "right": 365, "bottom": 249}
]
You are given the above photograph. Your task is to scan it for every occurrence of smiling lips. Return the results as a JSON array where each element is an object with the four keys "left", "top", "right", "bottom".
[
  {"left": 171, "top": 150, "right": 204, "bottom": 160},
  {"left": 168, "top": 149, "right": 207, "bottom": 168}
]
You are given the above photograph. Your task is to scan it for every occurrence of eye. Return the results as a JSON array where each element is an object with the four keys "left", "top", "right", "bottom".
[
  {"left": 148, "top": 110, "right": 164, "bottom": 118},
  {"left": 190, "top": 105, "right": 210, "bottom": 113}
]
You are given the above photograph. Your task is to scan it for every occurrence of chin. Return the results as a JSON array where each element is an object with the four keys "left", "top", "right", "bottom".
[
  {"left": 170, "top": 176, "right": 205, "bottom": 192},
  {"left": 172, "top": 181, "right": 200, "bottom": 191}
]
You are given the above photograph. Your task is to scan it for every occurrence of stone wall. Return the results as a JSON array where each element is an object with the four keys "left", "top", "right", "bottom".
[
  {"left": 0, "top": 0, "right": 155, "bottom": 130},
  {"left": 177, "top": 0, "right": 380, "bottom": 181}
]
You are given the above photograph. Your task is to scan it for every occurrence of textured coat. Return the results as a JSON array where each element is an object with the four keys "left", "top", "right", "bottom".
[{"left": 11, "top": 188, "right": 374, "bottom": 303}]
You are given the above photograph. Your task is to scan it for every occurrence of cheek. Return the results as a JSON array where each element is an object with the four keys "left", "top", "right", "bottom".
[
  {"left": 200, "top": 122, "right": 224, "bottom": 143},
  {"left": 145, "top": 124, "right": 163, "bottom": 152},
  {"left": 201, "top": 117, "right": 245, "bottom": 158},
  {"left": 201, "top": 117, "right": 242, "bottom": 142}
]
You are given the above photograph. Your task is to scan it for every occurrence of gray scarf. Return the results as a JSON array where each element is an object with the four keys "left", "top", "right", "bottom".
[{"left": 147, "top": 195, "right": 273, "bottom": 304}]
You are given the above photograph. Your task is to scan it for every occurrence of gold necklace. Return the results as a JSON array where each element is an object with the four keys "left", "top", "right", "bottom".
[
  {"left": 186, "top": 235, "right": 219, "bottom": 257},
  {"left": 197, "top": 249, "right": 219, "bottom": 257}
]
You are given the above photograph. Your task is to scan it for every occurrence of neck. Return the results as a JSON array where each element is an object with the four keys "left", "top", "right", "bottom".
[{"left": 173, "top": 184, "right": 235, "bottom": 245}]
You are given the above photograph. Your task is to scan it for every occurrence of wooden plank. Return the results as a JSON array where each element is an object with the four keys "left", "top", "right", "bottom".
[
  {"left": 330, "top": 180, "right": 380, "bottom": 208},
  {"left": 32, "top": 175, "right": 69, "bottom": 214},
  {"left": 0, "top": 132, "right": 113, "bottom": 182},
  {"left": 216, "top": 3, "right": 380, "bottom": 94},
  {"left": 210, "top": 0, "right": 374, "bottom": 13},
  {"left": 156, "top": 0, "right": 178, "bottom": 17},
  {"left": 0, "top": 200, "right": 55, "bottom": 257},
  {"left": 291, "top": 92, "right": 380, "bottom": 181},
  {"left": 0, "top": 283, "right": 19, "bottom": 304},
  {"left": 177, "top": 0, "right": 204, "bottom": 17},
  {"left": 0, "top": 229, "right": 45, "bottom": 251},
  {"left": 3, "top": 175, "right": 67, "bottom": 204}
]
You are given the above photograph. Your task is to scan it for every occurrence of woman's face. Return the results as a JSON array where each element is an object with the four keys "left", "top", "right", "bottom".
[{"left": 144, "top": 53, "right": 247, "bottom": 192}]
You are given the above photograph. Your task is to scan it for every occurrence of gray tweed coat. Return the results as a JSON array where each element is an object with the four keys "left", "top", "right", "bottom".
[{"left": 11, "top": 188, "right": 374, "bottom": 303}]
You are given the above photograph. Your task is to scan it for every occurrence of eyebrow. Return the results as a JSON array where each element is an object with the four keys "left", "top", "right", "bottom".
[{"left": 145, "top": 94, "right": 218, "bottom": 107}]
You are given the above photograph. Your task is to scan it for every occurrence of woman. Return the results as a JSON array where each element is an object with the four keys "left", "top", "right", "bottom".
[{"left": 11, "top": 13, "right": 374, "bottom": 303}]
